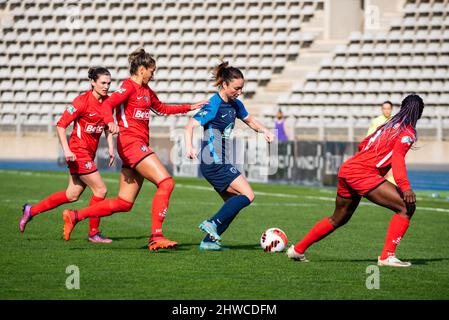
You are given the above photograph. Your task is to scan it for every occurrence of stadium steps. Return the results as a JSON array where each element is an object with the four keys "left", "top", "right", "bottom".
[{"left": 245, "top": 39, "right": 345, "bottom": 116}]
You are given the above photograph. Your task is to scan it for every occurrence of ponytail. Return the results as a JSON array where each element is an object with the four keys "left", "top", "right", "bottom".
[
  {"left": 212, "top": 60, "right": 244, "bottom": 88},
  {"left": 128, "top": 48, "right": 156, "bottom": 75}
]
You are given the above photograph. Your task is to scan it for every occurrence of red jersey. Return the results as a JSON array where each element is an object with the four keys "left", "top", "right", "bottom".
[
  {"left": 56, "top": 90, "right": 108, "bottom": 159},
  {"left": 339, "top": 123, "right": 416, "bottom": 192},
  {"left": 101, "top": 78, "right": 191, "bottom": 145}
]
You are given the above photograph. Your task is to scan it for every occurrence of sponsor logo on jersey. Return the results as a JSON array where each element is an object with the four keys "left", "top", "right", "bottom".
[
  {"left": 67, "top": 105, "right": 77, "bottom": 115},
  {"left": 84, "top": 161, "right": 93, "bottom": 170},
  {"left": 84, "top": 123, "right": 104, "bottom": 134},
  {"left": 89, "top": 113, "right": 96, "bottom": 117},
  {"left": 197, "top": 110, "right": 208, "bottom": 117},
  {"left": 140, "top": 145, "right": 149, "bottom": 152},
  {"left": 230, "top": 166, "right": 238, "bottom": 174},
  {"left": 401, "top": 136, "right": 414, "bottom": 144},
  {"left": 115, "top": 87, "right": 126, "bottom": 94},
  {"left": 133, "top": 108, "right": 151, "bottom": 120}
]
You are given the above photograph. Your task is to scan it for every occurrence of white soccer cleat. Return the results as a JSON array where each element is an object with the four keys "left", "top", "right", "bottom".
[
  {"left": 377, "top": 255, "right": 411, "bottom": 267},
  {"left": 286, "top": 245, "right": 309, "bottom": 262}
]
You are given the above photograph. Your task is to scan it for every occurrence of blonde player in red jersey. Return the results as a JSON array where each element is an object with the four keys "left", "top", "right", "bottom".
[
  {"left": 20, "top": 67, "right": 115, "bottom": 243},
  {"left": 62, "top": 48, "right": 207, "bottom": 250},
  {"left": 287, "top": 94, "right": 425, "bottom": 267}
]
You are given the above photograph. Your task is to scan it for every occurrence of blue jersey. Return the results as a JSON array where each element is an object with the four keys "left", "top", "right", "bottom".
[{"left": 193, "top": 93, "right": 249, "bottom": 164}]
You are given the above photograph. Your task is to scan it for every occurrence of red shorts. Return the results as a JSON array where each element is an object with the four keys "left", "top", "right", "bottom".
[
  {"left": 337, "top": 174, "right": 386, "bottom": 199},
  {"left": 117, "top": 139, "right": 154, "bottom": 169},
  {"left": 67, "top": 158, "right": 98, "bottom": 176}
]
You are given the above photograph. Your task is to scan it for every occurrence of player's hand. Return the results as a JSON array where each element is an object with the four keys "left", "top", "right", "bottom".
[
  {"left": 264, "top": 130, "right": 275, "bottom": 143},
  {"left": 186, "top": 147, "right": 198, "bottom": 159},
  {"left": 107, "top": 122, "right": 119, "bottom": 135},
  {"left": 108, "top": 150, "right": 115, "bottom": 167},
  {"left": 64, "top": 150, "right": 76, "bottom": 162},
  {"left": 403, "top": 189, "right": 416, "bottom": 204},
  {"left": 190, "top": 100, "right": 208, "bottom": 111}
]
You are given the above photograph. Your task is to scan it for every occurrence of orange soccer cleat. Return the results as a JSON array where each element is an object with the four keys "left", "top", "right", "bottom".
[
  {"left": 62, "top": 210, "right": 78, "bottom": 241},
  {"left": 148, "top": 235, "right": 178, "bottom": 251}
]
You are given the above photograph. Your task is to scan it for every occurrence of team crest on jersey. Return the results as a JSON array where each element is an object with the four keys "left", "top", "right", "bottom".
[
  {"left": 84, "top": 161, "right": 93, "bottom": 170},
  {"left": 115, "top": 87, "right": 126, "bottom": 94},
  {"left": 401, "top": 136, "right": 414, "bottom": 144},
  {"left": 197, "top": 110, "right": 208, "bottom": 117},
  {"left": 67, "top": 105, "right": 77, "bottom": 115},
  {"left": 137, "top": 95, "right": 149, "bottom": 103},
  {"left": 140, "top": 145, "right": 149, "bottom": 152}
]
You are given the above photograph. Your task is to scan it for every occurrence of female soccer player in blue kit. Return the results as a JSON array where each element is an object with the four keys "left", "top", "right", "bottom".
[{"left": 185, "top": 61, "right": 275, "bottom": 250}]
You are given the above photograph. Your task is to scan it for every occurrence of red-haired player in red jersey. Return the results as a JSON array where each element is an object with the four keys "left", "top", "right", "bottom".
[
  {"left": 287, "top": 94, "right": 425, "bottom": 267},
  {"left": 20, "top": 67, "right": 115, "bottom": 243},
  {"left": 62, "top": 48, "right": 207, "bottom": 250}
]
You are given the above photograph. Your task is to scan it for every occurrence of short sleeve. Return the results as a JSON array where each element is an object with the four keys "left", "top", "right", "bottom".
[
  {"left": 235, "top": 99, "right": 249, "bottom": 120},
  {"left": 193, "top": 94, "right": 220, "bottom": 126},
  {"left": 56, "top": 96, "right": 85, "bottom": 128}
]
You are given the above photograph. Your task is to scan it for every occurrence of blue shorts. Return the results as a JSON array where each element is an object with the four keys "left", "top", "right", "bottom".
[{"left": 200, "top": 163, "right": 241, "bottom": 193}]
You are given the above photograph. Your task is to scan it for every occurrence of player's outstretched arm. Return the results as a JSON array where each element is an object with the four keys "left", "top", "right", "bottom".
[{"left": 243, "top": 115, "right": 275, "bottom": 143}]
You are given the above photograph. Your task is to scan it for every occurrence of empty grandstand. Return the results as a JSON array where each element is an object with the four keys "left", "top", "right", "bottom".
[{"left": 0, "top": 0, "right": 448, "bottom": 167}]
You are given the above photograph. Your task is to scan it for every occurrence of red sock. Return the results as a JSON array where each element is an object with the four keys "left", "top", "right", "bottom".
[
  {"left": 77, "top": 197, "right": 133, "bottom": 220},
  {"left": 380, "top": 214, "right": 410, "bottom": 260},
  {"left": 30, "top": 191, "right": 69, "bottom": 216},
  {"left": 88, "top": 195, "right": 105, "bottom": 237},
  {"left": 151, "top": 177, "right": 174, "bottom": 238},
  {"left": 294, "top": 217, "right": 335, "bottom": 254}
]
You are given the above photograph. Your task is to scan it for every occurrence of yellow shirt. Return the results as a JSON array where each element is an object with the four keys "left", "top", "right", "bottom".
[{"left": 367, "top": 115, "right": 390, "bottom": 136}]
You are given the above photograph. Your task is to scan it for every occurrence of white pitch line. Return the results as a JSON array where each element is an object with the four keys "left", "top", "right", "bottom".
[{"left": 2, "top": 170, "right": 449, "bottom": 213}]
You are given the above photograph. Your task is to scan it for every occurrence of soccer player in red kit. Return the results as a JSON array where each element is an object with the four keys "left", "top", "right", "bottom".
[
  {"left": 20, "top": 67, "right": 115, "bottom": 243},
  {"left": 287, "top": 94, "right": 425, "bottom": 267},
  {"left": 62, "top": 48, "right": 206, "bottom": 250}
]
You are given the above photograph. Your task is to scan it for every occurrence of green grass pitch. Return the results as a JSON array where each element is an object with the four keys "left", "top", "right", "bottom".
[{"left": 1, "top": 170, "right": 448, "bottom": 299}]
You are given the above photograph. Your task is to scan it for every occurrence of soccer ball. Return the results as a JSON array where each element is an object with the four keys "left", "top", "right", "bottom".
[{"left": 260, "top": 228, "right": 288, "bottom": 252}]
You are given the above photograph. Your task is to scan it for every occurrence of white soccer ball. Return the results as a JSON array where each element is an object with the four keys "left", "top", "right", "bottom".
[{"left": 260, "top": 227, "right": 288, "bottom": 252}]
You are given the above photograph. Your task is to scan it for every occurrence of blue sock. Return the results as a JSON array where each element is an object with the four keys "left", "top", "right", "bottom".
[{"left": 203, "top": 195, "right": 251, "bottom": 242}]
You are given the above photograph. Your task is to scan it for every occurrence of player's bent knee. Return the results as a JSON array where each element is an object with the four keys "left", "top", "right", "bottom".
[
  {"left": 158, "top": 177, "right": 174, "bottom": 194},
  {"left": 96, "top": 187, "right": 107, "bottom": 198},
  {"left": 117, "top": 197, "right": 134, "bottom": 212},
  {"left": 66, "top": 193, "right": 81, "bottom": 202},
  {"left": 243, "top": 190, "right": 255, "bottom": 203},
  {"left": 405, "top": 203, "right": 416, "bottom": 217}
]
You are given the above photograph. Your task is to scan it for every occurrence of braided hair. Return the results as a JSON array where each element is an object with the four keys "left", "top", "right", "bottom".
[{"left": 378, "top": 94, "right": 424, "bottom": 142}]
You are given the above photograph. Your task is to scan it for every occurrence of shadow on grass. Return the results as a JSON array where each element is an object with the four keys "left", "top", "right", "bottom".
[{"left": 316, "top": 257, "right": 449, "bottom": 265}]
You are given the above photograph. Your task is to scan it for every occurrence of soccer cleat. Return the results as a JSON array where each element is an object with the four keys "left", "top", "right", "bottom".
[
  {"left": 377, "top": 255, "right": 411, "bottom": 267},
  {"left": 88, "top": 232, "right": 113, "bottom": 243},
  {"left": 199, "top": 240, "right": 223, "bottom": 251},
  {"left": 286, "top": 245, "right": 309, "bottom": 262},
  {"left": 148, "top": 236, "right": 178, "bottom": 251},
  {"left": 62, "top": 210, "right": 78, "bottom": 241},
  {"left": 19, "top": 204, "right": 33, "bottom": 233},
  {"left": 198, "top": 220, "right": 221, "bottom": 242}
]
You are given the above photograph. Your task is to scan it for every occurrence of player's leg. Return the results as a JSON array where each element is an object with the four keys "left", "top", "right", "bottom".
[
  {"left": 364, "top": 181, "right": 414, "bottom": 266},
  {"left": 62, "top": 168, "right": 140, "bottom": 241},
  {"left": 79, "top": 171, "right": 112, "bottom": 242},
  {"left": 296, "top": 195, "right": 361, "bottom": 252},
  {"left": 134, "top": 154, "right": 177, "bottom": 250},
  {"left": 20, "top": 174, "right": 85, "bottom": 233},
  {"left": 200, "top": 175, "right": 253, "bottom": 244}
]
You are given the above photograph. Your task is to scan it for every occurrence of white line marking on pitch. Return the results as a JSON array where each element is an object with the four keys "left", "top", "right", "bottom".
[{"left": 2, "top": 170, "right": 448, "bottom": 213}]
